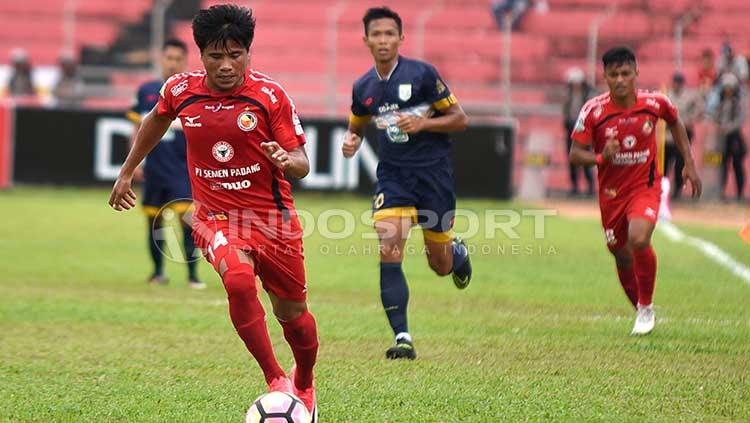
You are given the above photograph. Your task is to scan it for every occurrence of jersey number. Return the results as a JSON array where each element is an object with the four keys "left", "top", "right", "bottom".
[{"left": 207, "top": 230, "right": 229, "bottom": 261}]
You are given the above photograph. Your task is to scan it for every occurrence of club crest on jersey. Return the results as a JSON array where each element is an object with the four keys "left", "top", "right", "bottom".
[
  {"left": 642, "top": 120, "right": 654, "bottom": 135},
  {"left": 623, "top": 135, "right": 637, "bottom": 149},
  {"left": 212, "top": 141, "right": 234, "bottom": 162},
  {"left": 237, "top": 111, "right": 257, "bottom": 132},
  {"left": 398, "top": 84, "right": 412, "bottom": 101}
]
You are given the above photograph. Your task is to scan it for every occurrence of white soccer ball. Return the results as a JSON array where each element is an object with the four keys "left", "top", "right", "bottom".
[{"left": 245, "top": 391, "right": 311, "bottom": 423}]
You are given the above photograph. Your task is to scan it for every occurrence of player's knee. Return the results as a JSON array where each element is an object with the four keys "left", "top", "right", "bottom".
[
  {"left": 628, "top": 233, "right": 651, "bottom": 251},
  {"left": 273, "top": 301, "right": 307, "bottom": 322},
  {"left": 222, "top": 263, "right": 257, "bottom": 299},
  {"left": 379, "top": 243, "right": 404, "bottom": 261}
]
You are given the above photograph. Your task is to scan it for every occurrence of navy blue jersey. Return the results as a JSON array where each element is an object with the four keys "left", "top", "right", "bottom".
[
  {"left": 350, "top": 56, "right": 458, "bottom": 167},
  {"left": 127, "top": 79, "right": 190, "bottom": 188}
]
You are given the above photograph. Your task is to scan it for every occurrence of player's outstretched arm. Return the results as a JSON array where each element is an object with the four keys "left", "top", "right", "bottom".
[
  {"left": 669, "top": 117, "right": 703, "bottom": 198},
  {"left": 396, "top": 103, "right": 468, "bottom": 134},
  {"left": 261, "top": 142, "right": 310, "bottom": 179},
  {"left": 109, "top": 109, "right": 172, "bottom": 211}
]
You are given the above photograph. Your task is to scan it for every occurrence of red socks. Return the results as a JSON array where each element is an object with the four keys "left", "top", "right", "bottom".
[
  {"left": 616, "top": 264, "right": 639, "bottom": 308},
  {"left": 223, "top": 263, "right": 285, "bottom": 385},
  {"left": 279, "top": 310, "right": 319, "bottom": 390},
  {"left": 632, "top": 245, "right": 657, "bottom": 306}
]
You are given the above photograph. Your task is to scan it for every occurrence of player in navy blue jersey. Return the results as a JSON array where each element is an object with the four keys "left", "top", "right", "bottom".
[
  {"left": 126, "top": 39, "right": 204, "bottom": 289},
  {"left": 342, "top": 7, "right": 472, "bottom": 360}
]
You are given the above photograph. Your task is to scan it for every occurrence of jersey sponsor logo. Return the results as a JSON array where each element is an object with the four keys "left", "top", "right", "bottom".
[
  {"left": 642, "top": 120, "right": 654, "bottom": 135},
  {"left": 237, "top": 111, "right": 258, "bottom": 132},
  {"left": 612, "top": 149, "right": 650, "bottom": 165},
  {"left": 646, "top": 98, "right": 661, "bottom": 110},
  {"left": 184, "top": 115, "right": 202, "bottom": 127},
  {"left": 378, "top": 102, "right": 399, "bottom": 114},
  {"left": 170, "top": 79, "right": 189, "bottom": 97},
  {"left": 212, "top": 141, "right": 235, "bottom": 162},
  {"left": 205, "top": 102, "right": 235, "bottom": 112},
  {"left": 261, "top": 86, "right": 278, "bottom": 104},
  {"left": 398, "top": 84, "right": 412, "bottom": 101},
  {"left": 206, "top": 211, "right": 228, "bottom": 221},
  {"left": 211, "top": 179, "right": 252, "bottom": 191},
  {"left": 195, "top": 163, "right": 261, "bottom": 178},
  {"left": 623, "top": 135, "right": 636, "bottom": 149}
]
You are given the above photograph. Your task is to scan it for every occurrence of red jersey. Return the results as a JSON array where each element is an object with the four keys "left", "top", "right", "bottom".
[
  {"left": 571, "top": 90, "right": 678, "bottom": 199},
  {"left": 156, "top": 69, "right": 306, "bottom": 227}
]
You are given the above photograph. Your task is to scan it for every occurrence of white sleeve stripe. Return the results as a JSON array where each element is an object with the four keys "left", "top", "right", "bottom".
[{"left": 247, "top": 70, "right": 304, "bottom": 136}]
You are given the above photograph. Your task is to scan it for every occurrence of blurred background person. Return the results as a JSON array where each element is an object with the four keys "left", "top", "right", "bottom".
[
  {"left": 125, "top": 38, "right": 203, "bottom": 289},
  {"left": 562, "top": 67, "right": 594, "bottom": 197},
  {"left": 665, "top": 72, "right": 701, "bottom": 200},
  {"left": 7, "top": 48, "right": 35, "bottom": 98},
  {"left": 52, "top": 53, "right": 85, "bottom": 107},
  {"left": 491, "top": 0, "right": 530, "bottom": 30},
  {"left": 697, "top": 48, "right": 717, "bottom": 89},
  {"left": 714, "top": 73, "right": 746, "bottom": 202},
  {"left": 716, "top": 42, "right": 748, "bottom": 84}
]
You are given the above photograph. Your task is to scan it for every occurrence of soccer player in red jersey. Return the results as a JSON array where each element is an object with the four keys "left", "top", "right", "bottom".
[
  {"left": 108, "top": 5, "right": 318, "bottom": 419},
  {"left": 570, "top": 46, "right": 702, "bottom": 335}
]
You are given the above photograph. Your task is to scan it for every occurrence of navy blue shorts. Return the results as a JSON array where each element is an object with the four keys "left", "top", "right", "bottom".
[
  {"left": 142, "top": 179, "right": 192, "bottom": 217},
  {"left": 372, "top": 159, "right": 456, "bottom": 240}
]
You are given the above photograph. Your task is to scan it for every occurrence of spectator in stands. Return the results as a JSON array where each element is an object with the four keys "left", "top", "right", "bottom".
[
  {"left": 697, "top": 48, "right": 717, "bottom": 88},
  {"left": 716, "top": 42, "right": 748, "bottom": 84},
  {"left": 491, "top": 0, "right": 530, "bottom": 30},
  {"left": 715, "top": 73, "right": 746, "bottom": 202},
  {"left": 698, "top": 48, "right": 719, "bottom": 116},
  {"left": 52, "top": 53, "right": 85, "bottom": 107},
  {"left": 562, "top": 67, "right": 594, "bottom": 197},
  {"left": 7, "top": 48, "right": 35, "bottom": 97},
  {"left": 665, "top": 72, "right": 700, "bottom": 200}
]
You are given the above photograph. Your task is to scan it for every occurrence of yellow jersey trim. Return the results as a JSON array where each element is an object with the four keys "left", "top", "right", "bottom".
[
  {"left": 349, "top": 113, "right": 371, "bottom": 127},
  {"left": 142, "top": 205, "right": 160, "bottom": 217},
  {"left": 126, "top": 111, "right": 142, "bottom": 124},
  {"left": 432, "top": 94, "right": 458, "bottom": 111},
  {"left": 423, "top": 229, "right": 453, "bottom": 243},
  {"left": 373, "top": 207, "right": 418, "bottom": 224},
  {"left": 142, "top": 201, "right": 193, "bottom": 217}
]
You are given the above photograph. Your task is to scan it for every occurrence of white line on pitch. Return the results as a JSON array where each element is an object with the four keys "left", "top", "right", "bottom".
[{"left": 658, "top": 220, "right": 750, "bottom": 285}]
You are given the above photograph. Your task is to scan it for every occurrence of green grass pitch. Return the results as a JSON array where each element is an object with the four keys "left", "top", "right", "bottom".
[{"left": 1, "top": 187, "right": 748, "bottom": 422}]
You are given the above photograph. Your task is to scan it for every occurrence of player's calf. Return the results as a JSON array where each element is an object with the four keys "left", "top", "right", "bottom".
[{"left": 426, "top": 250, "right": 452, "bottom": 276}]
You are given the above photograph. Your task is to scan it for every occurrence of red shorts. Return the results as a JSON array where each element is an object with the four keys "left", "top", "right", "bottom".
[
  {"left": 192, "top": 217, "right": 308, "bottom": 301},
  {"left": 599, "top": 186, "right": 660, "bottom": 251}
]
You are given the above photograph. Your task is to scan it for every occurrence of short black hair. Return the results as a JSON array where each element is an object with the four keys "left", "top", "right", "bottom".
[
  {"left": 602, "top": 46, "right": 636, "bottom": 69},
  {"left": 363, "top": 7, "right": 403, "bottom": 35},
  {"left": 162, "top": 38, "right": 187, "bottom": 53},
  {"left": 192, "top": 4, "right": 255, "bottom": 52}
]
